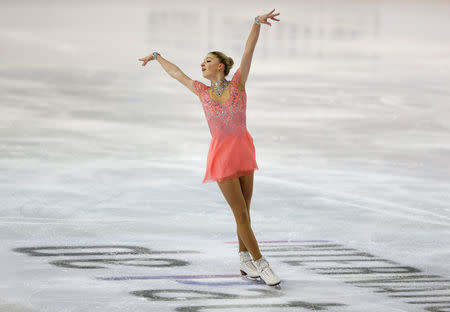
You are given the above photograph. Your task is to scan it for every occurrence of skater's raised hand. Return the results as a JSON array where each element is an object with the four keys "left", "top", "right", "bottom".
[
  {"left": 256, "top": 9, "right": 280, "bottom": 27},
  {"left": 138, "top": 53, "right": 154, "bottom": 66}
]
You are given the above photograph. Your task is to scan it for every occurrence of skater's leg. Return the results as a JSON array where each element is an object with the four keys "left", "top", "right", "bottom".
[
  {"left": 237, "top": 172, "right": 254, "bottom": 252},
  {"left": 217, "top": 177, "right": 262, "bottom": 261}
]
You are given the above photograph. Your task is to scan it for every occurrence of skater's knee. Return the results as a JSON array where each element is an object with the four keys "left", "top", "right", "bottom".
[{"left": 234, "top": 209, "right": 250, "bottom": 224}]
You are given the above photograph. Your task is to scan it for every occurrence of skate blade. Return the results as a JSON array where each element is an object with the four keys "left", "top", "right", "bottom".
[
  {"left": 240, "top": 269, "right": 260, "bottom": 279},
  {"left": 241, "top": 275, "right": 281, "bottom": 287},
  {"left": 268, "top": 281, "right": 282, "bottom": 288},
  {"left": 241, "top": 275, "right": 265, "bottom": 284}
]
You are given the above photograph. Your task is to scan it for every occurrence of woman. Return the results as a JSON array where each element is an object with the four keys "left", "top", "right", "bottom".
[{"left": 138, "top": 9, "right": 281, "bottom": 286}]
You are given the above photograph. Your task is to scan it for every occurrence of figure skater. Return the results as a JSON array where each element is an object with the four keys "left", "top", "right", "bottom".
[{"left": 138, "top": 9, "right": 281, "bottom": 286}]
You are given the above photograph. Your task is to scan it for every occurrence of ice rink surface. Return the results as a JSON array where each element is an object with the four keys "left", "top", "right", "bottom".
[{"left": 1, "top": 0, "right": 449, "bottom": 311}]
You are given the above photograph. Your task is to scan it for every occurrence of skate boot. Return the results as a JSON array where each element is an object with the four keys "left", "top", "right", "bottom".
[
  {"left": 253, "top": 256, "right": 281, "bottom": 286},
  {"left": 239, "top": 251, "right": 260, "bottom": 278}
]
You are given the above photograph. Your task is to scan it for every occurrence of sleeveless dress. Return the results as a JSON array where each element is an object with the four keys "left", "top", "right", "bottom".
[{"left": 192, "top": 67, "right": 259, "bottom": 183}]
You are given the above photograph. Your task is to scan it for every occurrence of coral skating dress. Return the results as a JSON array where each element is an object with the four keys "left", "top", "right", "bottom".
[{"left": 192, "top": 67, "right": 259, "bottom": 183}]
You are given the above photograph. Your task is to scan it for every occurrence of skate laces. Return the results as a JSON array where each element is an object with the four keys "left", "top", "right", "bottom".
[
  {"left": 255, "top": 257, "right": 270, "bottom": 271},
  {"left": 239, "top": 251, "right": 252, "bottom": 263}
]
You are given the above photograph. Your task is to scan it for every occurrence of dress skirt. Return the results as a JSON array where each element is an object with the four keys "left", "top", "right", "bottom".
[{"left": 203, "top": 128, "right": 259, "bottom": 183}]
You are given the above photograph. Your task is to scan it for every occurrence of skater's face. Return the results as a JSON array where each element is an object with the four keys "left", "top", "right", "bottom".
[{"left": 201, "top": 54, "right": 224, "bottom": 78}]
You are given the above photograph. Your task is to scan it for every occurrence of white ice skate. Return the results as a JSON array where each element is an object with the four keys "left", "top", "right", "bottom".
[
  {"left": 253, "top": 255, "right": 281, "bottom": 286},
  {"left": 239, "top": 251, "right": 260, "bottom": 278}
]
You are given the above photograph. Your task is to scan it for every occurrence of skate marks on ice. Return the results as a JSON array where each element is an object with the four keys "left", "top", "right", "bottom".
[
  {"left": 254, "top": 240, "right": 450, "bottom": 311},
  {"left": 130, "top": 289, "right": 342, "bottom": 312},
  {"left": 13, "top": 240, "right": 450, "bottom": 312},
  {"left": 12, "top": 242, "right": 345, "bottom": 311},
  {"left": 13, "top": 245, "right": 197, "bottom": 269}
]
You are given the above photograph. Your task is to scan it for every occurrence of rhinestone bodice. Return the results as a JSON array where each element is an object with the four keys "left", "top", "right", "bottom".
[{"left": 193, "top": 68, "right": 247, "bottom": 141}]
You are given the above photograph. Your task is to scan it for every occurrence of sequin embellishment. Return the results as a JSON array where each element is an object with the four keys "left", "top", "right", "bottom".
[{"left": 193, "top": 69, "right": 247, "bottom": 140}]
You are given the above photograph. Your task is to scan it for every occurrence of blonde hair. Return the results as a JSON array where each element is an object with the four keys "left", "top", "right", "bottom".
[{"left": 209, "top": 51, "right": 234, "bottom": 77}]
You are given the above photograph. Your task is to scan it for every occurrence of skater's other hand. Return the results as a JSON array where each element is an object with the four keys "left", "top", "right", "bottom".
[
  {"left": 138, "top": 53, "right": 154, "bottom": 66},
  {"left": 257, "top": 9, "right": 280, "bottom": 27}
]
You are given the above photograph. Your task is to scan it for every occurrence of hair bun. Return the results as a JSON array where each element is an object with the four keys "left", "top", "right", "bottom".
[{"left": 209, "top": 51, "right": 234, "bottom": 76}]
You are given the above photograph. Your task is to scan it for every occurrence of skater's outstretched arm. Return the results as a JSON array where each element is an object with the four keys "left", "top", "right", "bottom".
[
  {"left": 239, "top": 9, "right": 280, "bottom": 87},
  {"left": 138, "top": 53, "right": 197, "bottom": 96}
]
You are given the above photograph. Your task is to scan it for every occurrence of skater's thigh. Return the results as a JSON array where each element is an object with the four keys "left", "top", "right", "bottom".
[
  {"left": 238, "top": 172, "right": 254, "bottom": 208},
  {"left": 217, "top": 178, "right": 249, "bottom": 224}
]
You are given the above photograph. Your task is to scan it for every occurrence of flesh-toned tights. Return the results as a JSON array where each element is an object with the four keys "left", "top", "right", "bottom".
[{"left": 217, "top": 172, "right": 262, "bottom": 261}]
